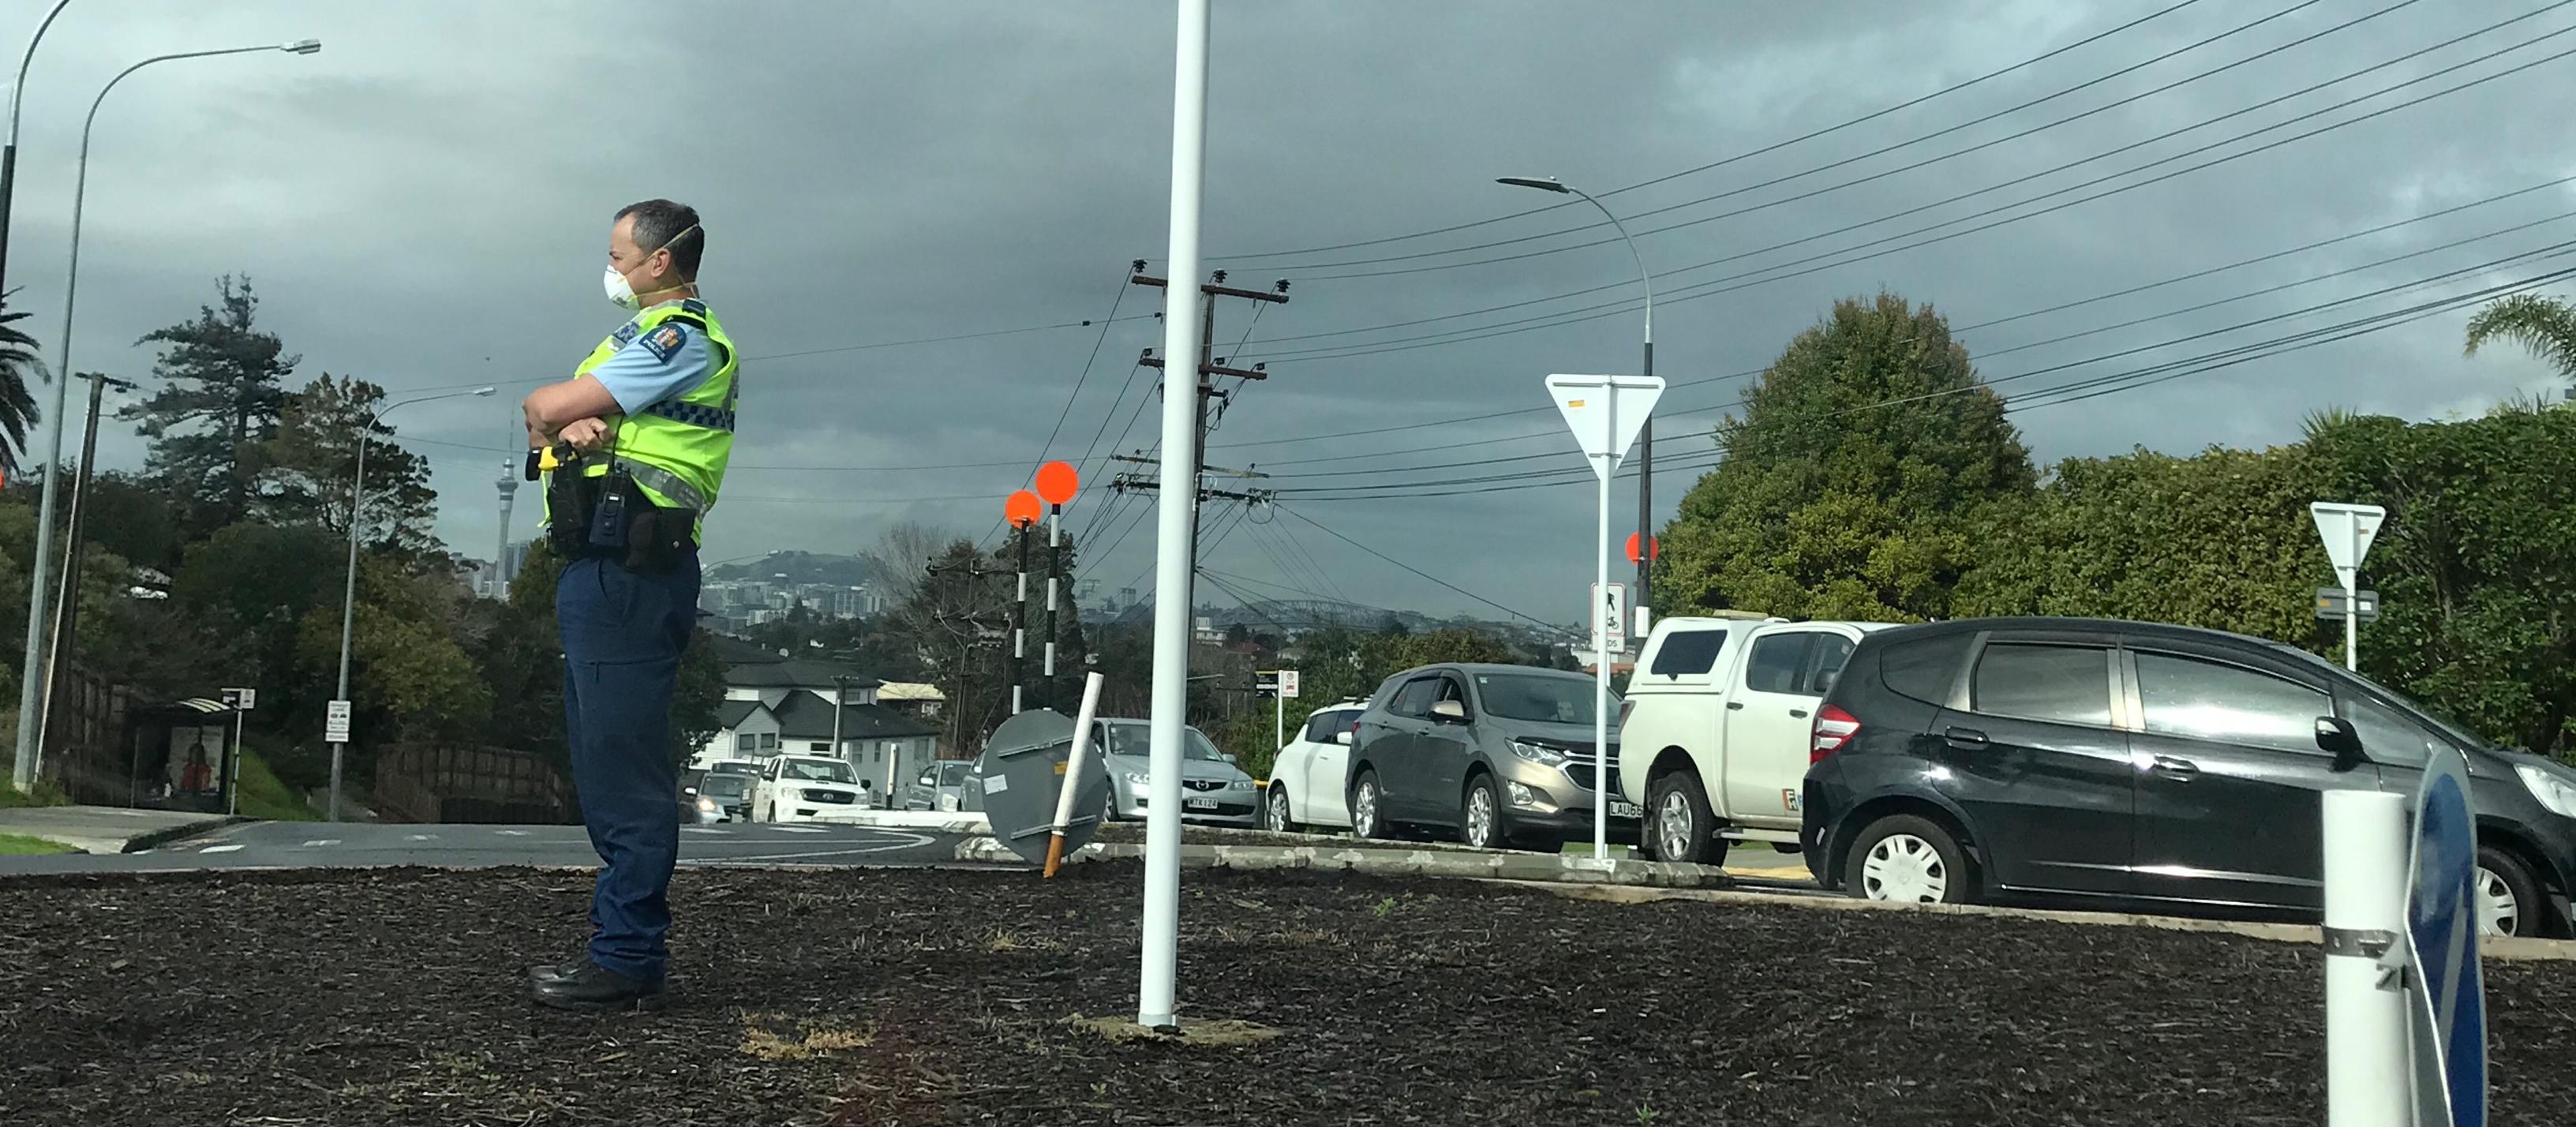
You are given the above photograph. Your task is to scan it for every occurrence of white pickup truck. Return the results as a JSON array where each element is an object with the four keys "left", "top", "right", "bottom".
[{"left": 1616, "top": 615, "right": 1893, "bottom": 865}]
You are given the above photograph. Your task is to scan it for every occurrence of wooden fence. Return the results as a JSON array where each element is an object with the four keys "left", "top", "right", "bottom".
[{"left": 373, "top": 743, "right": 574, "bottom": 824}]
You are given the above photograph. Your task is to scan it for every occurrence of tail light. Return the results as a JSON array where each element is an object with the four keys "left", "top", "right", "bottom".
[
  {"left": 1810, "top": 704, "right": 1859, "bottom": 763},
  {"left": 1616, "top": 699, "right": 1636, "bottom": 729}
]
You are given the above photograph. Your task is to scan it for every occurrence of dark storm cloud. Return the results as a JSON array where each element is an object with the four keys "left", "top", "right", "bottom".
[{"left": 9, "top": 0, "right": 2567, "bottom": 620}]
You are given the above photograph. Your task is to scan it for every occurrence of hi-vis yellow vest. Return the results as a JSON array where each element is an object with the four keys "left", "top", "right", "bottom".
[{"left": 549, "top": 298, "right": 738, "bottom": 540}]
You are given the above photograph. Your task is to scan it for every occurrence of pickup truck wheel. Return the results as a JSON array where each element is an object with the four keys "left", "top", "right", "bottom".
[
  {"left": 1847, "top": 814, "right": 1973, "bottom": 904},
  {"left": 1646, "top": 771, "right": 1724, "bottom": 866}
]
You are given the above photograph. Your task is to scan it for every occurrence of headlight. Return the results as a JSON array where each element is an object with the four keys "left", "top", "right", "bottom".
[
  {"left": 1227, "top": 779, "right": 1253, "bottom": 792},
  {"left": 1509, "top": 740, "right": 1568, "bottom": 768},
  {"left": 697, "top": 797, "right": 717, "bottom": 812},
  {"left": 1123, "top": 771, "right": 1151, "bottom": 787},
  {"left": 2516, "top": 764, "right": 2576, "bottom": 819}
]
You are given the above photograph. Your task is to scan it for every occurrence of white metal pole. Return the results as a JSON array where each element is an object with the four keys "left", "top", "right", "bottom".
[
  {"left": 1140, "top": 0, "right": 1211, "bottom": 1033},
  {"left": 1275, "top": 689, "right": 1283, "bottom": 759},
  {"left": 2323, "top": 789, "right": 2410, "bottom": 1126},
  {"left": 1043, "top": 672, "right": 1106, "bottom": 878},
  {"left": 227, "top": 705, "right": 244, "bottom": 816},
  {"left": 1593, "top": 427, "right": 1612, "bottom": 864},
  {"left": 2345, "top": 522, "right": 2361, "bottom": 672}
]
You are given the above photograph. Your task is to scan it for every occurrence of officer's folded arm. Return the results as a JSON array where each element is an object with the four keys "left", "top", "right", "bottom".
[{"left": 523, "top": 375, "right": 622, "bottom": 445}]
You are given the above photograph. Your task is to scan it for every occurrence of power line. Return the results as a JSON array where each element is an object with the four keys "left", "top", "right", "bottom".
[
  {"left": 1274, "top": 504, "right": 1575, "bottom": 638},
  {"left": 1260, "top": 0, "right": 2388, "bottom": 274},
  {"left": 1208, "top": 0, "right": 2213, "bottom": 262}
]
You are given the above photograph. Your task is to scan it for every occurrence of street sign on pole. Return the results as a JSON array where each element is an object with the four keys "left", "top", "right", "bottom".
[
  {"left": 2406, "top": 745, "right": 2487, "bottom": 1127},
  {"left": 2315, "top": 588, "right": 2383, "bottom": 623},
  {"left": 1276, "top": 669, "right": 1298, "bottom": 698},
  {"left": 1548, "top": 373, "right": 1664, "bottom": 867},
  {"left": 2312, "top": 502, "right": 2386, "bottom": 672},
  {"left": 324, "top": 699, "right": 351, "bottom": 744},
  {"left": 1591, "top": 582, "right": 1627, "bottom": 656},
  {"left": 221, "top": 687, "right": 255, "bottom": 711}
]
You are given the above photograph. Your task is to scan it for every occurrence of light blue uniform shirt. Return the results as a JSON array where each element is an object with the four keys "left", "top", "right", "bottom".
[{"left": 588, "top": 312, "right": 717, "bottom": 415}]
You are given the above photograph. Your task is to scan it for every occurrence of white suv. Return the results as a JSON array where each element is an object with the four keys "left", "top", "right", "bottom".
[
  {"left": 1261, "top": 700, "right": 1368, "bottom": 833},
  {"left": 1616, "top": 616, "right": 1893, "bottom": 864},
  {"left": 751, "top": 754, "right": 871, "bottom": 822}
]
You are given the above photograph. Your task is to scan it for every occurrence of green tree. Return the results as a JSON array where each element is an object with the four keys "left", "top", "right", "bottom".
[
  {"left": 261, "top": 375, "right": 439, "bottom": 554},
  {"left": 1661, "top": 293, "right": 2035, "bottom": 622},
  {"left": 167, "top": 521, "right": 345, "bottom": 706},
  {"left": 477, "top": 540, "right": 569, "bottom": 765},
  {"left": 295, "top": 555, "right": 491, "bottom": 749},
  {"left": 671, "top": 631, "right": 726, "bottom": 769},
  {"left": 1955, "top": 443, "right": 2333, "bottom": 642},
  {"left": 2463, "top": 292, "right": 2576, "bottom": 384},
  {"left": 0, "top": 293, "right": 40, "bottom": 476},
  {"left": 2307, "top": 404, "right": 2576, "bottom": 756},
  {"left": 78, "top": 474, "right": 184, "bottom": 575},
  {"left": 118, "top": 277, "right": 298, "bottom": 537}
]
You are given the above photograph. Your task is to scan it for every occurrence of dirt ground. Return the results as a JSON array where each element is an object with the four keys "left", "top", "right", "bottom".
[{"left": 1, "top": 863, "right": 2568, "bottom": 1126}]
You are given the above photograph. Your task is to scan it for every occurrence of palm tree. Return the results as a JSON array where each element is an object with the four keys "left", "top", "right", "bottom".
[
  {"left": 0, "top": 290, "right": 41, "bottom": 477},
  {"left": 2463, "top": 294, "right": 2576, "bottom": 389}
]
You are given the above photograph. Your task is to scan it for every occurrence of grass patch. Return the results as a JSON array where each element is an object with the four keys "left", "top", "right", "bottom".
[
  {"left": 234, "top": 750, "right": 321, "bottom": 822},
  {"left": 0, "top": 779, "right": 72, "bottom": 810},
  {"left": 0, "top": 833, "right": 77, "bottom": 856}
]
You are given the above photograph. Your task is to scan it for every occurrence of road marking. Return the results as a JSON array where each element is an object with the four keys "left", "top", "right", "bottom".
[
  {"left": 495, "top": 829, "right": 530, "bottom": 837},
  {"left": 680, "top": 829, "right": 936, "bottom": 866},
  {"left": 681, "top": 827, "right": 732, "bottom": 835},
  {"left": 771, "top": 826, "right": 826, "bottom": 834},
  {"left": 199, "top": 844, "right": 244, "bottom": 854},
  {"left": 300, "top": 839, "right": 341, "bottom": 848},
  {"left": 405, "top": 833, "right": 437, "bottom": 841}
]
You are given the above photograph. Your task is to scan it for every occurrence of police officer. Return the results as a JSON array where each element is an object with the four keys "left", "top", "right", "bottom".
[{"left": 519, "top": 199, "right": 738, "bottom": 1011}]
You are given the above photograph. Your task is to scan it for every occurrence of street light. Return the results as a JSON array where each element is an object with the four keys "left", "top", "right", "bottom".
[
  {"left": 326, "top": 385, "right": 493, "bottom": 819},
  {"left": 1497, "top": 174, "right": 1657, "bottom": 637},
  {"left": 12, "top": 38, "right": 324, "bottom": 793},
  {"left": 0, "top": 0, "right": 76, "bottom": 298}
]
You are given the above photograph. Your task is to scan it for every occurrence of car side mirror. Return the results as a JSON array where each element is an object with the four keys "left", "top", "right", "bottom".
[
  {"left": 1335, "top": 730, "right": 1354, "bottom": 746},
  {"left": 1222, "top": 753, "right": 1239, "bottom": 766},
  {"left": 1430, "top": 699, "right": 1468, "bottom": 722},
  {"left": 683, "top": 785, "right": 697, "bottom": 796},
  {"left": 2316, "top": 716, "right": 2369, "bottom": 769}
]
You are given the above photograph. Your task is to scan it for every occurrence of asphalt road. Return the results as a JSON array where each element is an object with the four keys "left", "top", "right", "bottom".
[{"left": 0, "top": 819, "right": 975, "bottom": 876}]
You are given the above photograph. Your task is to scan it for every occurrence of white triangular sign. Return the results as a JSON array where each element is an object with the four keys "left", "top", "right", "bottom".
[
  {"left": 2310, "top": 501, "right": 2386, "bottom": 587},
  {"left": 1545, "top": 373, "right": 1666, "bottom": 480}
]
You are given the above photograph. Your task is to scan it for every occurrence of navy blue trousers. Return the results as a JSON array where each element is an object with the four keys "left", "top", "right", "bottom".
[{"left": 557, "top": 551, "right": 699, "bottom": 982}]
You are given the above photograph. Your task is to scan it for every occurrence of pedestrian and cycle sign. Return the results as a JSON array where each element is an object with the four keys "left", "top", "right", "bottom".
[
  {"left": 1592, "top": 582, "right": 1627, "bottom": 655},
  {"left": 324, "top": 699, "right": 352, "bottom": 744},
  {"left": 2406, "top": 743, "right": 2486, "bottom": 1127}
]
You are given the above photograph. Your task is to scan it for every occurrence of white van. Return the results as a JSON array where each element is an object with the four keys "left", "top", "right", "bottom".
[{"left": 1616, "top": 615, "right": 1894, "bottom": 864}]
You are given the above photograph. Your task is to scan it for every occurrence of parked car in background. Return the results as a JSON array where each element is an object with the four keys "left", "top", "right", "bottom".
[
  {"left": 1262, "top": 699, "right": 1369, "bottom": 832},
  {"left": 1096, "top": 718, "right": 1260, "bottom": 826},
  {"left": 691, "top": 771, "right": 753, "bottom": 823},
  {"left": 1803, "top": 616, "right": 2576, "bottom": 938},
  {"left": 1349, "top": 664, "right": 1633, "bottom": 850},
  {"left": 904, "top": 760, "right": 975, "bottom": 812},
  {"left": 751, "top": 754, "right": 870, "bottom": 823},
  {"left": 1618, "top": 616, "right": 1894, "bottom": 864}
]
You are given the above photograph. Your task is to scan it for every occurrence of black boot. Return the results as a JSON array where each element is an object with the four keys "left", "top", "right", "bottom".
[
  {"left": 526, "top": 957, "right": 587, "bottom": 984},
  {"left": 530, "top": 962, "right": 667, "bottom": 1013}
]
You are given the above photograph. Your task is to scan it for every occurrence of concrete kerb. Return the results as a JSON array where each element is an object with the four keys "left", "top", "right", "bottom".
[{"left": 958, "top": 835, "right": 2576, "bottom": 963}]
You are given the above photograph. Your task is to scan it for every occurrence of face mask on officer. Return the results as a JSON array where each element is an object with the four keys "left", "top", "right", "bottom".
[{"left": 604, "top": 223, "right": 700, "bottom": 310}]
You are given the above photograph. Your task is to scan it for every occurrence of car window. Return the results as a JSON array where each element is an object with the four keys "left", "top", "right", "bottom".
[
  {"left": 2343, "top": 694, "right": 2442, "bottom": 767},
  {"left": 1796, "top": 634, "right": 1856, "bottom": 696},
  {"left": 1391, "top": 677, "right": 1441, "bottom": 718},
  {"left": 2133, "top": 651, "right": 2327, "bottom": 752},
  {"left": 1301, "top": 710, "right": 1350, "bottom": 743},
  {"left": 1435, "top": 678, "right": 1470, "bottom": 715},
  {"left": 701, "top": 775, "right": 750, "bottom": 797},
  {"left": 916, "top": 768, "right": 937, "bottom": 788},
  {"left": 940, "top": 762, "right": 971, "bottom": 785},
  {"left": 1649, "top": 630, "right": 1728, "bottom": 678},
  {"left": 782, "top": 758, "right": 858, "bottom": 784},
  {"left": 1472, "top": 672, "right": 1605, "bottom": 724},
  {"left": 1743, "top": 634, "right": 1812, "bottom": 695},
  {"left": 1969, "top": 644, "right": 2112, "bottom": 727},
  {"left": 1881, "top": 632, "right": 1975, "bottom": 706}
]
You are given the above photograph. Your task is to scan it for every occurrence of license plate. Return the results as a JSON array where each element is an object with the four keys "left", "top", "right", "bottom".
[
  {"left": 1185, "top": 796, "right": 1219, "bottom": 811},
  {"left": 1608, "top": 799, "right": 1641, "bottom": 818}
]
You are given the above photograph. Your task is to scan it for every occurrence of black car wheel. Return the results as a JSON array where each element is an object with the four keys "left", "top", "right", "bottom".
[
  {"left": 2476, "top": 844, "right": 2544, "bottom": 938},
  {"left": 1646, "top": 769, "right": 1725, "bottom": 867},
  {"left": 1263, "top": 783, "right": 1298, "bottom": 833},
  {"left": 1351, "top": 771, "right": 1387, "bottom": 840},
  {"left": 1460, "top": 776, "right": 1502, "bottom": 850},
  {"left": 1845, "top": 814, "right": 1974, "bottom": 905}
]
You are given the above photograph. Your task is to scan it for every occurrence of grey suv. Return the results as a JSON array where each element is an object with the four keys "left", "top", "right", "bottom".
[{"left": 1349, "top": 663, "right": 1636, "bottom": 849}]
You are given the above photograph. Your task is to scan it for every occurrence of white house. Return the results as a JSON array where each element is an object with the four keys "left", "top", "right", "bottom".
[{"left": 691, "top": 642, "right": 938, "bottom": 797}]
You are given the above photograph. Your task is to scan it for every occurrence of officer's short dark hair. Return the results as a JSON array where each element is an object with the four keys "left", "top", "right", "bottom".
[{"left": 616, "top": 198, "right": 703, "bottom": 279}]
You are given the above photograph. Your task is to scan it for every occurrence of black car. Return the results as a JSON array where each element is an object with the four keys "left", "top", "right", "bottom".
[{"left": 1802, "top": 616, "right": 2576, "bottom": 938}]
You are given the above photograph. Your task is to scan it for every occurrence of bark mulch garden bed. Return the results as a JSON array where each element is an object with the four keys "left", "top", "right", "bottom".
[{"left": 1, "top": 862, "right": 2568, "bottom": 1125}]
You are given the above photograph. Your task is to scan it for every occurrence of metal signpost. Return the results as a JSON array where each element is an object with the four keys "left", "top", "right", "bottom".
[
  {"left": 220, "top": 687, "right": 254, "bottom": 816},
  {"left": 2311, "top": 502, "right": 2385, "bottom": 672},
  {"left": 2406, "top": 745, "right": 2486, "bottom": 1127},
  {"left": 1545, "top": 373, "right": 1663, "bottom": 864}
]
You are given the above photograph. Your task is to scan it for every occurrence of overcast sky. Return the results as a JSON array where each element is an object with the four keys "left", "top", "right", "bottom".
[{"left": 8, "top": 0, "right": 2568, "bottom": 625}]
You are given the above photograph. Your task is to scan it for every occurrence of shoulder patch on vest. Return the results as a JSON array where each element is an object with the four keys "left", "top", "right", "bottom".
[{"left": 638, "top": 322, "right": 689, "bottom": 362}]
